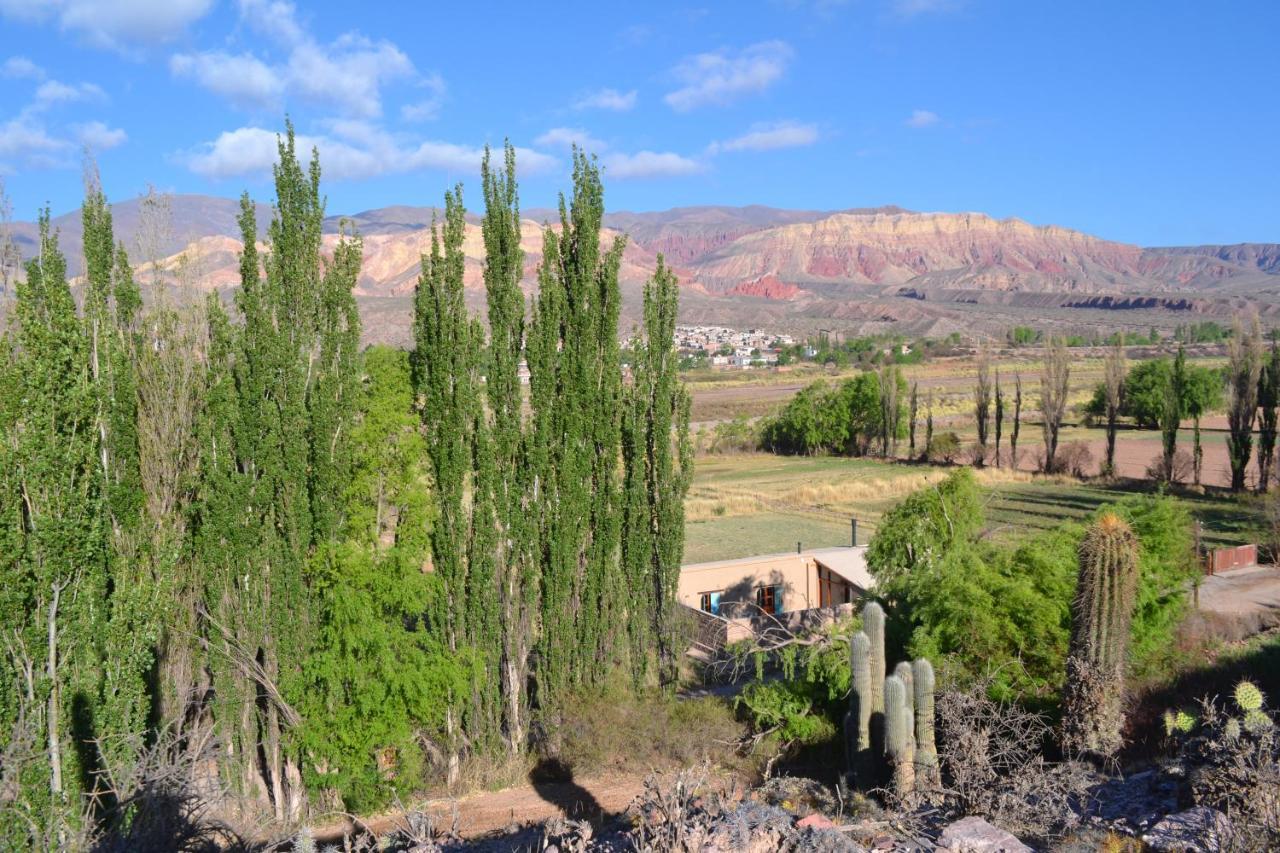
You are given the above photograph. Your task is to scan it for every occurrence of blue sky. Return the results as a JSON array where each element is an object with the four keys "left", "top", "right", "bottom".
[{"left": 0, "top": 0, "right": 1276, "bottom": 246}]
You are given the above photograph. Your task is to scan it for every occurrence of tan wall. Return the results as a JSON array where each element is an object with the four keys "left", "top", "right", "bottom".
[{"left": 679, "top": 554, "right": 819, "bottom": 613}]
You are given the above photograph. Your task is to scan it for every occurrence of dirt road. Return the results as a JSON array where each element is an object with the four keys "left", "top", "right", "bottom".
[{"left": 312, "top": 770, "right": 650, "bottom": 845}]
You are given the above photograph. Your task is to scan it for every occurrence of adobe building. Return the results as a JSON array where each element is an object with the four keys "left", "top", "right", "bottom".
[{"left": 678, "top": 546, "right": 873, "bottom": 619}]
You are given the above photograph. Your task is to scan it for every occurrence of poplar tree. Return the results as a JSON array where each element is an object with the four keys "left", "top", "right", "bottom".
[
  {"left": 1257, "top": 337, "right": 1280, "bottom": 492},
  {"left": 527, "top": 151, "right": 628, "bottom": 708},
  {"left": 973, "top": 344, "right": 991, "bottom": 465},
  {"left": 479, "top": 144, "right": 537, "bottom": 753},
  {"left": 1102, "top": 340, "right": 1125, "bottom": 478},
  {"left": 622, "top": 257, "right": 693, "bottom": 689},
  {"left": 993, "top": 370, "right": 1004, "bottom": 468},
  {"left": 1011, "top": 373, "right": 1023, "bottom": 468},
  {"left": 0, "top": 213, "right": 108, "bottom": 843},
  {"left": 412, "top": 184, "right": 497, "bottom": 772},
  {"left": 194, "top": 123, "right": 362, "bottom": 818}
]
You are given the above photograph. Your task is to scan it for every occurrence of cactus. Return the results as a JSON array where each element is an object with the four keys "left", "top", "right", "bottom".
[
  {"left": 894, "top": 661, "right": 915, "bottom": 724},
  {"left": 1243, "top": 708, "right": 1273, "bottom": 734},
  {"left": 1234, "top": 680, "right": 1264, "bottom": 712},
  {"left": 1061, "top": 512, "right": 1139, "bottom": 759},
  {"left": 863, "top": 602, "right": 886, "bottom": 717},
  {"left": 884, "top": 674, "right": 915, "bottom": 797},
  {"left": 1223, "top": 717, "right": 1242, "bottom": 741},
  {"left": 845, "top": 631, "right": 873, "bottom": 788},
  {"left": 912, "top": 658, "right": 938, "bottom": 786}
]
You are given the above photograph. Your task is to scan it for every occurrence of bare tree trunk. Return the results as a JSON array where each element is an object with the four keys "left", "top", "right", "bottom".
[
  {"left": 1040, "top": 338, "right": 1070, "bottom": 473},
  {"left": 46, "top": 582, "right": 64, "bottom": 802}
]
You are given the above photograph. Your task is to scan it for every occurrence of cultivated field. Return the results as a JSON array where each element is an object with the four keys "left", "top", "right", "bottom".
[{"left": 683, "top": 451, "right": 1260, "bottom": 564}]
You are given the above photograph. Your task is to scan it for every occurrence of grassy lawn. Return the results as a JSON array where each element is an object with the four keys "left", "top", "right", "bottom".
[
  {"left": 985, "top": 479, "right": 1260, "bottom": 550},
  {"left": 683, "top": 452, "right": 1263, "bottom": 565}
]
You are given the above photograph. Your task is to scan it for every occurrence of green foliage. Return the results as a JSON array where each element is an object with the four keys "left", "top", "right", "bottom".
[
  {"left": 300, "top": 347, "right": 470, "bottom": 811},
  {"left": 866, "top": 473, "right": 1195, "bottom": 703},
  {"left": 866, "top": 468, "right": 985, "bottom": 589},
  {"left": 734, "top": 633, "right": 852, "bottom": 745},
  {"left": 760, "top": 372, "right": 906, "bottom": 456},
  {"left": 623, "top": 256, "right": 694, "bottom": 689}
]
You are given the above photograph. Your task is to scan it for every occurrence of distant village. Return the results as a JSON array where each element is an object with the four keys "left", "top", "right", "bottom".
[{"left": 674, "top": 324, "right": 801, "bottom": 369}]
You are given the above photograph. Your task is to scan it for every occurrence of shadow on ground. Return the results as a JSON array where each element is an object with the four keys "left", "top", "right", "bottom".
[{"left": 528, "top": 757, "right": 607, "bottom": 823}]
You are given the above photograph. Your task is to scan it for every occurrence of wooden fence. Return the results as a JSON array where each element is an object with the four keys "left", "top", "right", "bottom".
[{"left": 1204, "top": 544, "right": 1257, "bottom": 575}]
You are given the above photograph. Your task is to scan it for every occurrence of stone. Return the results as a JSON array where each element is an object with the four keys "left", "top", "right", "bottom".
[
  {"left": 1141, "top": 806, "right": 1232, "bottom": 852},
  {"left": 936, "top": 816, "right": 1031, "bottom": 852},
  {"left": 798, "top": 812, "right": 837, "bottom": 830}
]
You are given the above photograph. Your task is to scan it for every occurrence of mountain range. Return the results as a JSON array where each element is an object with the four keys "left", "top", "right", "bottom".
[{"left": 6, "top": 195, "right": 1278, "bottom": 346}]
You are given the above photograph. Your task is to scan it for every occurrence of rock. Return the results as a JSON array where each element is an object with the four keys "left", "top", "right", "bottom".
[
  {"left": 1141, "top": 806, "right": 1232, "bottom": 852},
  {"left": 936, "top": 816, "right": 1031, "bottom": 852},
  {"left": 798, "top": 812, "right": 837, "bottom": 830}
]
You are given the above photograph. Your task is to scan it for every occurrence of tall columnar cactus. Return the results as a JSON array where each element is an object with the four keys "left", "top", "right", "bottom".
[
  {"left": 845, "top": 631, "right": 873, "bottom": 788},
  {"left": 863, "top": 602, "right": 886, "bottom": 716},
  {"left": 912, "top": 658, "right": 939, "bottom": 787},
  {"left": 1061, "top": 512, "right": 1140, "bottom": 759},
  {"left": 894, "top": 661, "right": 915, "bottom": 726},
  {"left": 884, "top": 674, "right": 915, "bottom": 797}
]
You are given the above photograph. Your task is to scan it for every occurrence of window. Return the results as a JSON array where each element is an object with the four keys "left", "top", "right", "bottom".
[
  {"left": 756, "top": 584, "right": 782, "bottom": 615},
  {"left": 699, "top": 591, "right": 722, "bottom": 615}
]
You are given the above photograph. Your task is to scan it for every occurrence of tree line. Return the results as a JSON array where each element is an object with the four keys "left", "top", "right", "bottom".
[{"left": 0, "top": 128, "right": 691, "bottom": 846}]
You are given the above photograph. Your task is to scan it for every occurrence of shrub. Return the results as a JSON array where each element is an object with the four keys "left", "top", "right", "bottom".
[
  {"left": 1058, "top": 441, "right": 1094, "bottom": 478},
  {"left": 866, "top": 477, "right": 1196, "bottom": 702},
  {"left": 925, "top": 431, "right": 962, "bottom": 464}
]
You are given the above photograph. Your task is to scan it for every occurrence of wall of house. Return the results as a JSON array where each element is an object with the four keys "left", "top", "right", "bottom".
[{"left": 677, "top": 553, "right": 817, "bottom": 614}]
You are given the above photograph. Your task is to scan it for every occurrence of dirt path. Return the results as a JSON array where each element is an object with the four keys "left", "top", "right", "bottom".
[
  {"left": 1199, "top": 565, "right": 1280, "bottom": 621},
  {"left": 312, "top": 770, "right": 650, "bottom": 844}
]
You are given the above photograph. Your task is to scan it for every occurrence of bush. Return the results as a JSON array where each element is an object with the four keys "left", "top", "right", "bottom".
[
  {"left": 1058, "top": 441, "right": 1094, "bottom": 478},
  {"left": 925, "top": 431, "right": 962, "bottom": 464},
  {"left": 867, "top": 475, "right": 1196, "bottom": 702}
]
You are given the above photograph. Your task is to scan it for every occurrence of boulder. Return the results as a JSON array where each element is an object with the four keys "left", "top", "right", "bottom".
[
  {"left": 1141, "top": 806, "right": 1232, "bottom": 852},
  {"left": 936, "top": 816, "right": 1031, "bottom": 852}
]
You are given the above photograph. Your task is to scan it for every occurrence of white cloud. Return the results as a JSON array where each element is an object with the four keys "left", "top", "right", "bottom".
[
  {"left": 664, "top": 41, "right": 792, "bottom": 112},
  {"left": 708, "top": 120, "right": 818, "bottom": 154},
  {"left": 172, "top": 2, "right": 422, "bottom": 120},
  {"left": 0, "top": 116, "right": 74, "bottom": 169},
  {"left": 0, "top": 68, "right": 121, "bottom": 170},
  {"left": 183, "top": 124, "right": 557, "bottom": 180},
  {"left": 400, "top": 73, "right": 446, "bottom": 122},
  {"left": 0, "top": 0, "right": 216, "bottom": 51},
  {"left": 2, "top": 56, "right": 45, "bottom": 80},
  {"left": 33, "top": 79, "right": 106, "bottom": 108},
  {"left": 905, "top": 109, "right": 940, "bottom": 128},
  {"left": 170, "top": 52, "right": 284, "bottom": 109},
  {"left": 535, "top": 127, "right": 607, "bottom": 152},
  {"left": 286, "top": 35, "right": 414, "bottom": 119},
  {"left": 572, "top": 87, "right": 637, "bottom": 112},
  {"left": 236, "top": 0, "right": 305, "bottom": 45},
  {"left": 74, "top": 120, "right": 127, "bottom": 149},
  {"left": 602, "top": 150, "right": 703, "bottom": 180}
]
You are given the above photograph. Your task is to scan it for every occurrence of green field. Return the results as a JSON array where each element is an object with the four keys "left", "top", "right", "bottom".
[{"left": 683, "top": 452, "right": 1262, "bottom": 564}]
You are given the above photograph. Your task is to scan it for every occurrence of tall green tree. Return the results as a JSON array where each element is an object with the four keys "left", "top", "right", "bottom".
[
  {"left": 300, "top": 347, "right": 468, "bottom": 811},
  {"left": 194, "top": 123, "right": 363, "bottom": 818},
  {"left": 480, "top": 144, "right": 536, "bottom": 754},
  {"left": 527, "top": 151, "right": 628, "bottom": 709},
  {"left": 412, "top": 183, "right": 491, "bottom": 774},
  {"left": 1257, "top": 337, "right": 1280, "bottom": 492},
  {"left": 1158, "top": 346, "right": 1188, "bottom": 483},
  {"left": 0, "top": 212, "right": 110, "bottom": 844},
  {"left": 622, "top": 257, "right": 693, "bottom": 689},
  {"left": 1225, "top": 317, "right": 1262, "bottom": 492}
]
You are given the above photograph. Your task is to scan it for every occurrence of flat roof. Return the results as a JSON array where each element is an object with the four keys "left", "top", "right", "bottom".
[{"left": 681, "top": 546, "right": 873, "bottom": 590}]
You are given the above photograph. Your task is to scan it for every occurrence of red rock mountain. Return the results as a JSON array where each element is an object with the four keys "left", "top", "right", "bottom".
[{"left": 8, "top": 196, "right": 1278, "bottom": 343}]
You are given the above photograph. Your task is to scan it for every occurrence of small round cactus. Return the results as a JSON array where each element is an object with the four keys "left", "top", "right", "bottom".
[
  {"left": 1243, "top": 708, "right": 1273, "bottom": 734},
  {"left": 1223, "top": 717, "right": 1242, "bottom": 741},
  {"left": 1234, "top": 679, "right": 1264, "bottom": 713},
  {"left": 1164, "top": 709, "right": 1196, "bottom": 735}
]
